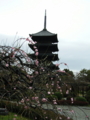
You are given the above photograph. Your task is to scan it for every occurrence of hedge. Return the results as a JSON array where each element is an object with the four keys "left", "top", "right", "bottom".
[{"left": 56, "top": 100, "right": 89, "bottom": 106}]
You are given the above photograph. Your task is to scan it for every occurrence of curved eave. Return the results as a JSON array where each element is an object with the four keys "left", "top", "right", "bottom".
[
  {"left": 46, "top": 64, "right": 59, "bottom": 70},
  {"left": 29, "top": 35, "right": 58, "bottom": 43},
  {"left": 33, "top": 43, "right": 58, "bottom": 46},
  {"left": 28, "top": 44, "right": 59, "bottom": 52},
  {"left": 28, "top": 44, "right": 35, "bottom": 51},
  {"left": 29, "top": 29, "right": 57, "bottom": 36}
]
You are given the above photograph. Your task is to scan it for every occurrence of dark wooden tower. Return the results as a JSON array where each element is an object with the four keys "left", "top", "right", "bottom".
[{"left": 28, "top": 11, "right": 59, "bottom": 70}]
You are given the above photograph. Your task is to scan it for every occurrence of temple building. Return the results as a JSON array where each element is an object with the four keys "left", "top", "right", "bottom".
[{"left": 28, "top": 11, "right": 59, "bottom": 70}]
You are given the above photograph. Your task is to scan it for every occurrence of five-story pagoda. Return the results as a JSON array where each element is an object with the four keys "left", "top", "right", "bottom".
[{"left": 28, "top": 11, "right": 59, "bottom": 70}]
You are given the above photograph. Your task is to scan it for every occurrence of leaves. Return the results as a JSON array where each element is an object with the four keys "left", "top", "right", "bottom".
[{"left": 76, "top": 68, "right": 90, "bottom": 82}]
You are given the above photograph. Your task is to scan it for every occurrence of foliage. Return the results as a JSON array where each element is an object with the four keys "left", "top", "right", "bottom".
[
  {"left": 86, "top": 84, "right": 90, "bottom": 91},
  {"left": 63, "top": 69, "right": 74, "bottom": 77},
  {"left": 85, "top": 90, "right": 90, "bottom": 103},
  {"left": 46, "top": 95, "right": 58, "bottom": 101},
  {"left": 57, "top": 100, "right": 89, "bottom": 106},
  {"left": 76, "top": 68, "right": 90, "bottom": 82},
  {"left": 0, "top": 112, "right": 30, "bottom": 120},
  {"left": 0, "top": 37, "right": 89, "bottom": 120},
  {"left": 54, "top": 92, "right": 63, "bottom": 100},
  {"left": 76, "top": 96, "right": 87, "bottom": 102},
  {"left": 0, "top": 38, "right": 74, "bottom": 120}
]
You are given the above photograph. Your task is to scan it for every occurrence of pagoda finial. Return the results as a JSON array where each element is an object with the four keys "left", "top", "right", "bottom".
[{"left": 44, "top": 10, "right": 46, "bottom": 30}]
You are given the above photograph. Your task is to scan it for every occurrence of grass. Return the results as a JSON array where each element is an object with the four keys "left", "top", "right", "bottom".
[{"left": 0, "top": 112, "right": 31, "bottom": 120}]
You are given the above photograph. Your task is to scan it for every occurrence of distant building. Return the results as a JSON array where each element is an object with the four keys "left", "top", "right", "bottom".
[{"left": 28, "top": 10, "right": 59, "bottom": 70}]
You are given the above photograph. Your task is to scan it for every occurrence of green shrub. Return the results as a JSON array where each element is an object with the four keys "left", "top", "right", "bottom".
[
  {"left": 86, "top": 90, "right": 90, "bottom": 96},
  {"left": 47, "top": 95, "right": 58, "bottom": 101},
  {"left": 67, "top": 96, "right": 72, "bottom": 100},
  {"left": 54, "top": 92, "right": 63, "bottom": 100},
  {"left": 0, "top": 112, "right": 30, "bottom": 120},
  {"left": 85, "top": 90, "right": 90, "bottom": 103},
  {"left": 76, "top": 97, "right": 87, "bottom": 102},
  {"left": 57, "top": 100, "right": 88, "bottom": 106}
]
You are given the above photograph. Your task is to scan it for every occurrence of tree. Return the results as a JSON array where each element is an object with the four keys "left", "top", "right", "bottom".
[
  {"left": 0, "top": 38, "right": 74, "bottom": 120},
  {"left": 0, "top": 38, "right": 88, "bottom": 120},
  {"left": 60, "top": 69, "right": 75, "bottom": 83},
  {"left": 63, "top": 69, "right": 74, "bottom": 77},
  {"left": 76, "top": 68, "right": 90, "bottom": 82}
]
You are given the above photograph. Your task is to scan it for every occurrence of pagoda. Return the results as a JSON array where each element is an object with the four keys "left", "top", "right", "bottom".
[{"left": 28, "top": 11, "right": 59, "bottom": 70}]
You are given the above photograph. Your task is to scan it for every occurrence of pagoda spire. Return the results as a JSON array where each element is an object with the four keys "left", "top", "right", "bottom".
[{"left": 44, "top": 10, "right": 46, "bottom": 30}]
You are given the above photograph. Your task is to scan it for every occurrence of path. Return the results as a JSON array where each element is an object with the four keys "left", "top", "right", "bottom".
[{"left": 41, "top": 104, "right": 90, "bottom": 120}]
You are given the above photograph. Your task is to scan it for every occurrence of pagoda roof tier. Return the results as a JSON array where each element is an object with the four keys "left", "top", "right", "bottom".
[
  {"left": 45, "top": 64, "right": 59, "bottom": 70},
  {"left": 29, "top": 33, "right": 58, "bottom": 43},
  {"left": 29, "top": 11, "right": 58, "bottom": 43},
  {"left": 29, "top": 29, "right": 57, "bottom": 36},
  {"left": 28, "top": 43, "right": 59, "bottom": 52},
  {"left": 28, "top": 53, "right": 59, "bottom": 61}
]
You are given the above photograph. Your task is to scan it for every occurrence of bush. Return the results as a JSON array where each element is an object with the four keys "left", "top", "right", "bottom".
[
  {"left": 85, "top": 90, "right": 90, "bottom": 103},
  {"left": 73, "top": 101, "right": 89, "bottom": 106},
  {"left": 66, "top": 96, "right": 72, "bottom": 100},
  {"left": 47, "top": 95, "right": 58, "bottom": 101},
  {"left": 76, "top": 97, "right": 87, "bottom": 102},
  {"left": 57, "top": 100, "right": 71, "bottom": 105},
  {"left": 56, "top": 100, "right": 89, "bottom": 106},
  {"left": 86, "top": 85, "right": 90, "bottom": 91},
  {"left": 54, "top": 92, "right": 63, "bottom": 100}
]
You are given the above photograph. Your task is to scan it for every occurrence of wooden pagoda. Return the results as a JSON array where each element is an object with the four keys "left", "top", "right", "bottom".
[{"left": 28, "top": 11, "right": 59, "bottom": 70}]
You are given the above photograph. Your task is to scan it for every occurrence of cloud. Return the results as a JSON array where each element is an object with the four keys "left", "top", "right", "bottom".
[{"left": 58, "top": 39, "right": 90, "bottom": 72}]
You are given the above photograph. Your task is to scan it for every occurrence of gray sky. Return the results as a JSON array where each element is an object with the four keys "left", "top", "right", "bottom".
[{"left": 0, "top": 0, "right": 90, "bottom": 73}]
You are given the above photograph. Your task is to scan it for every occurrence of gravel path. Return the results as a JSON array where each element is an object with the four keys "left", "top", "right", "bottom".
[{"left": 41, "top": 104, "right": 90, "bottom": 120}]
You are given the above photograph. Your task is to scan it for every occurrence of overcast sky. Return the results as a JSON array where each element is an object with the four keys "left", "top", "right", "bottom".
[{"left": 0, "top": 0, "right": 90, "bottom": 73}]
